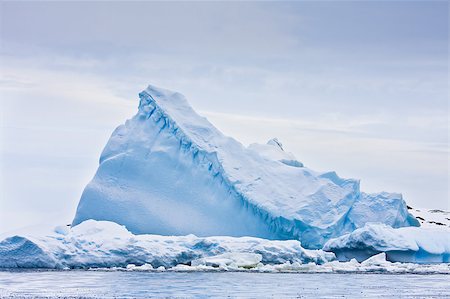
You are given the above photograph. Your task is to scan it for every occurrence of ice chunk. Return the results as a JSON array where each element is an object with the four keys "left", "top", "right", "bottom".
[
  {"left": 191, "top": 252, "right": 262, "bottom": 268},
  {"left": 72, "top": 85, "right": 418, "bottom": 248},
  {"left": 323, "top": 223, "right": 450, "bottom": 263},
  {"left": 126, "top": 263, "right": 154, "bottom": 271},
  {"left": 360, "top": 252, "right": 388, "bottom": 266}
]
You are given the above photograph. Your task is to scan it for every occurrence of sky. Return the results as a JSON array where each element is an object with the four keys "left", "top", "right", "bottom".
[{"left": 0, "top": 1, "right": 448, "bottom": 233}]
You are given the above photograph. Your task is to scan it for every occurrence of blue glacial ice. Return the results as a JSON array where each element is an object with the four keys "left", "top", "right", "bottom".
[{"left": 72, "top": 85, "right": 419, "bottom": 249}]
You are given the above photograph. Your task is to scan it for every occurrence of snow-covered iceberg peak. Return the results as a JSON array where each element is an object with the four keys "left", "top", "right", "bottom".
[{"left": 72, "top": 84, "right": 418, "bottom": 248}]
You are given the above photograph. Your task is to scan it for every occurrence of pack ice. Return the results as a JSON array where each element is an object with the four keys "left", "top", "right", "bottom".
[
  {"left": 72, "top": 85, "right": 419, "bottom": 249},
  {"left": 0, "top": 220, "right": 334, "bottom": 269},
  {"left": 1, "top": 220, "right": 448, "bottom": 271}
]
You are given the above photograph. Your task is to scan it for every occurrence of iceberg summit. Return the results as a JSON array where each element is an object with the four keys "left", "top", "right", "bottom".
[{"left": 1, "top": 84, "right": 449, "bottom": 269}]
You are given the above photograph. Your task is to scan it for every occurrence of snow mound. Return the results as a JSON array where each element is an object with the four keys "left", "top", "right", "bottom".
[
  {"left": 0, "top": 220, "right": 334, "bottom": 269},
  {"left": 72, "top": 84, "right": 418, "bottom": 248},
  {"left": 323, "top": 223, "right": 450, "bottom": 264}
]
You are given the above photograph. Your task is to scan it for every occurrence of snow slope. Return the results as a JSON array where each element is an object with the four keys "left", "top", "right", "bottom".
[
  {"left": 409, "top": 207, "right": 450, "bottom": 228},
  {"left": 72, "top": 85, "right": 418, "bottom": 249},
  {"left": 0, "top": 220, "right": 333, "bottom": 269},
  {"left": 323, "top": 223, "right": 450, "bottom": 263}
]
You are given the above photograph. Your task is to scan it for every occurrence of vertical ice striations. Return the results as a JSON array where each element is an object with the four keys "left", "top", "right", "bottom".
[{"left": 72, "top": 85, "right": 418, "bottom": 249}]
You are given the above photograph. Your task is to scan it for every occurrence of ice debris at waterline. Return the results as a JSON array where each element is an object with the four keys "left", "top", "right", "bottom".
[
  {"left": 119, "top": 252, "right": 450, "bottom": 274},
  {"left": 0, "top": 220, "right": 333, "bottom": 269},
  {"left": 72, "top": 85, "right": 418, "bottom": 249}
]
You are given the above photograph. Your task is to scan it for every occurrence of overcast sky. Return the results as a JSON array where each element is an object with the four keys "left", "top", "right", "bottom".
[{"left": 0, "top": 1, "right": 448, "bottom": 233}]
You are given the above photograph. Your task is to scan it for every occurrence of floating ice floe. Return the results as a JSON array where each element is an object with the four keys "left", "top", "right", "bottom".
[
  {"left": 0, "top": 220, "right": 333, "bottom": 269},
  {"left": 324, "top": 223, "right": 450, "bottom": 263},
  {"left": 2, "top": 220, "right": 447, "bottom": 273}
]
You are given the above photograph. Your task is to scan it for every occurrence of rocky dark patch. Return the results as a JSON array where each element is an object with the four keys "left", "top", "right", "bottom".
[{"left": 427, "top": 221, "right": 446, "bottom": 226}]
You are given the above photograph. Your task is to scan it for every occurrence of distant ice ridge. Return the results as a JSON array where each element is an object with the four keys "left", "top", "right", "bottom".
[
  {"left": 324, "top": 223, "right": 450, "bottom": 263},
  {"left": 72, "top": 85, "right": 418, "bottom": 249},
  {"left": 409, "top": 207, "right": 450, "bottom": 228},
  {"left": 0, "top": 220, "right": 333, "bottom": 269}
]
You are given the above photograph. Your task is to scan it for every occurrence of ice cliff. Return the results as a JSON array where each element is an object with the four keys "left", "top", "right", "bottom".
[{"left": 72, "top": 85, "right": 419, "bottom": 249}]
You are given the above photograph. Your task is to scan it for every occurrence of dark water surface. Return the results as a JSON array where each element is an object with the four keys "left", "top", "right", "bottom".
[{"left": 0, "top": 270, "right": 449, "bottom": 298}]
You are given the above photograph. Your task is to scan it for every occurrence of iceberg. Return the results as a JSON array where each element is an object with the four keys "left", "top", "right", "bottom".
[
  {"left": 323, "top": 223, "right": 450, "bottom": 263},
  {"left": 72, "top": 85, "right": 418, "bottom": 249},
  {"left": 0, "top": 220, "right": 334, "bottom": 269}
]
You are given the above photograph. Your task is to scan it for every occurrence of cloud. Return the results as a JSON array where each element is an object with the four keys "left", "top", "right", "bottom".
[{"left": 0, "top": 1, "right": 448, "bottom": 232}]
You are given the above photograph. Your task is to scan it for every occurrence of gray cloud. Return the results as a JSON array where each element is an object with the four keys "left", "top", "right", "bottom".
[{"left": 0, "top": 1, "right": 448, "bottom": 232}]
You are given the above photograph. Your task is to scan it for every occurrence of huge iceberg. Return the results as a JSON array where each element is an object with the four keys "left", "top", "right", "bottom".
[{"left": 72, "top": 85, "right": 418, "bottom": 249}]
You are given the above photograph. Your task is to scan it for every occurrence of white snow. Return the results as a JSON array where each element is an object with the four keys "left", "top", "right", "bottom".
[
  {"left": 409, "top": 208, "right": 450, "bottom": 228},
  {"left": 323, "top": 223, "right": 450, "bottom": 263},
  {"left": 72, "top": 85, "right": 418, "bottom": 249}
]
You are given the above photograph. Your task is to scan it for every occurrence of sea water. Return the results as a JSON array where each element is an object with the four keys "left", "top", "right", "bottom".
[{"left": 0, "top": 271, "right": 449, "bottom": 298}]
